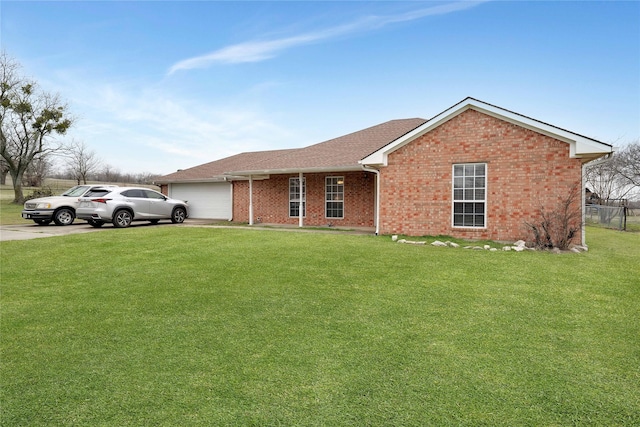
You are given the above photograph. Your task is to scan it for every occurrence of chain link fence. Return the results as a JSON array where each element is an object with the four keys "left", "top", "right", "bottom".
[{"left": 585, "top": 204, "right": 629, "bottom": 231}]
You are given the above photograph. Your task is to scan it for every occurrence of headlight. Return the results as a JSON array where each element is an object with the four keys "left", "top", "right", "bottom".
[{"left": 36, "top": 203, "right": 51, "bottom": 209}]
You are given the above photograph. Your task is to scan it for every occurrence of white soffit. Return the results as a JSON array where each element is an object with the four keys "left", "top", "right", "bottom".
[{"left": 360, "top": 98, "right": 613, "bottom": 166}]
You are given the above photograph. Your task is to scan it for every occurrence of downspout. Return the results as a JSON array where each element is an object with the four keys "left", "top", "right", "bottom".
[
  {"left": 299, "top": 172, "right": 304, "bottom": 228},
  {"left": 362, "top": 166, "right": 380, "bottom": 235},
  {"left": 249, "top": 175, "right": 254, "bottom": 226}
]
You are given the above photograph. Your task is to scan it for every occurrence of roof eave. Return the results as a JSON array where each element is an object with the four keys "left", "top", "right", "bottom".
[
  {"left": 226, "top": 165, "right": 364, "bottom": 176},
  {"left": 155, "top": 176, "right": 228, "bottom": 184}
]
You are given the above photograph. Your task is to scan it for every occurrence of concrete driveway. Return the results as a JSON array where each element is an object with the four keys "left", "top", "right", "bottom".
[
  {"left": 0, "top": 222, "right": 105, "bottom": 241},
  {"left": 0, "top": 219, "right": 212, "bottom": 242}
]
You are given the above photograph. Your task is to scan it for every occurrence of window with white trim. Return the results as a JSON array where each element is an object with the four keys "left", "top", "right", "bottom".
[
  {"left": 289, "top": 177, "right": 305, "bottom": 217},
  {"left": 452, "top": 163, "right": 486, "bottom": 227},
  {"left": 325, "top": 176, "right": 344, "bottom": 218}
]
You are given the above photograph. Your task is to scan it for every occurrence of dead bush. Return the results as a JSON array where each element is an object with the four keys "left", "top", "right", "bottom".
[{"left": 525, "top": 184, "right": 582, "bottom": 250}]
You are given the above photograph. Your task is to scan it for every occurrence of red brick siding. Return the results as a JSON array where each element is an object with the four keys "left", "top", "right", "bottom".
[
  {"left": 379, "top": 109, "right": 583, "bottom": 242},
  {"left": 233, "top": 171, "right": 375, "bottom": 227}
]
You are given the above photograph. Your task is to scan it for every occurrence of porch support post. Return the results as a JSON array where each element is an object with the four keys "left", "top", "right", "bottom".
[
  {"left": 249, "top": 175, "right": 254, "bottom": 226},
  {"left": 362, "top": 166, "right": 381, "bottom": 235},
  {"left": 581, "top": 163, "right": 586, "bottom": 246},
  {"left": 299, "top": 172, "right": 304, "bottom": 228}
]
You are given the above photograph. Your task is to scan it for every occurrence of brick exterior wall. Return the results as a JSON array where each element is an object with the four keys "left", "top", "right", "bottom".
[
  {"left": 233, "top": 171, "right": 375, "bottom": 227},
  {"left": 378, "top": 109, "right": 583, "bottom": 242}
]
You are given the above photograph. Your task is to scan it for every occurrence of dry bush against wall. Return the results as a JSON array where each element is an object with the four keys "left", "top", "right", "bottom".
[{"left": 525, "top": 184, "right": 583, "bottom": 250}]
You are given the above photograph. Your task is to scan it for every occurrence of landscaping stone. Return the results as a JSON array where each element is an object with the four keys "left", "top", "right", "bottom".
[{"left": 431, "top": 240, "right": 448, "bottom": 247}]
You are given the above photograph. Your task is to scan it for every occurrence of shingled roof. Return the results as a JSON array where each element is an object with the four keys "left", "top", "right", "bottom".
[{"left": 157, "top": 118, "right": 426, "bottom": 182}]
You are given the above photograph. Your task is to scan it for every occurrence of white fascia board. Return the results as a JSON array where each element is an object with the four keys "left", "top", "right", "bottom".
[
  {"left": 226, "top": 165, "right": 363, "bottom": 177},
  {"left": 155, "top": 176, "right": 228, "bottom": 184},
  {"left": 360, "top": 98, "right": 613, "bottom": 166}
]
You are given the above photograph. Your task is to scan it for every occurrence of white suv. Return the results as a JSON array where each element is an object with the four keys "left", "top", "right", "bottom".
[{"left": 22, "top": 185, "right": 118, "bottom": 226}]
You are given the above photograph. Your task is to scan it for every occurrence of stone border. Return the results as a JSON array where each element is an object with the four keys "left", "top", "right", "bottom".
[{"left": 391, "top": 235, "right": 588, "bottom": 253}]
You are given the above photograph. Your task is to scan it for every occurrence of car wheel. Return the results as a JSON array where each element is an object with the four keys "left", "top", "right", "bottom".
[
  {"left": 53, "top": 208, "right": 74, "bottom": 226},
  {"left": 88, "top": 220, "right": 104, "bottom": 228},
  {"left": 171, "top": 207, "right": 186, "bottom": 224},
  {"left": 34, "top": 219, "right": 52, "bottom": 225},
  {"left": 112, "top": 210, "right": 133, "bottom": 228}
]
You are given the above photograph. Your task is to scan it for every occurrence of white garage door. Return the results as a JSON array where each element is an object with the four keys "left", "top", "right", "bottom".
[{"left": 169, "top": 182, "right": 232, "bottom": 220}]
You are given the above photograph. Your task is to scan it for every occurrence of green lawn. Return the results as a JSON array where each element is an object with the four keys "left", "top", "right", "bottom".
[{"left": 1, "top": 227, "right": 639, "bottom": 426}]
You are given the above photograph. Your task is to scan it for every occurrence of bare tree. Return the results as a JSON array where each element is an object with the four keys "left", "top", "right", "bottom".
[
  {"left": 24, "top": 155, "right": 52, "bottom": 187},
  {"left": 585, "top": 141, "right": 640, "bottom": 204},
  {"left": 0, "top": 157, "right": 8, "bottom": 185},
  {"left": 613, "top": 141, "right": 640, "bottom": 190},
  {"left": 99, "top": 163, "right": 120, "bottom": 183},
  {"left": 64, "top": 140, "right": 101, "bottom": 184},
  {"left": 0, "top": 52, "right": 73, "bottom": 203}
]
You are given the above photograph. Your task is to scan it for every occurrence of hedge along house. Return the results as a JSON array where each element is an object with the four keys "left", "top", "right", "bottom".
[{"left": 157, "top": 98, "right": 613, "bottom": 244}]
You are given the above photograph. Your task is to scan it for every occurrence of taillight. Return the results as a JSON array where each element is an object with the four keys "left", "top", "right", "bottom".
[{"left": 92, "top": 198, "right": 111, "bottom": 204}]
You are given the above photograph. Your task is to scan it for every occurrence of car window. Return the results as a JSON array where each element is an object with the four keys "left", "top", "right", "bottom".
[
  {"left": 84, "top": 189, "right": 112, "bottom": 197},
  {"left": 121, "top": 189, "right": 146, "bottom": 198},
  {"left": 144, "top": 190, "right": 165, "bottom": 200},
  {"left": 62, "top": 186, "right": 90, "bottom": 197}
]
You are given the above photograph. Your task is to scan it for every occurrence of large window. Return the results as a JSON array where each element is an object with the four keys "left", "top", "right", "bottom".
[
  {"left": 452, "top": 163, "right": 486, "bottom": 227},
  {"left": 325, "top": 176, "right": 344, "bottom": 218},
  {"left": 289, "top": 177, "right": 305, "bottom": 217}
]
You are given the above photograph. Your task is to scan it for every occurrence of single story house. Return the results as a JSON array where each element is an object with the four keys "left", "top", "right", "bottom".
[{"left": 157, "top": 97, "right": 613, "bottom": 244}]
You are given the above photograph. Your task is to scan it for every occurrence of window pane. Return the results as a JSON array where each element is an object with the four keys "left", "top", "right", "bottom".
[
  {"left": 465, "top": 177, "right": 475, "bottom": 188},
  {"left": 452, "top": 163, "right": 486, "bottom": 227},
  {"left": 289, "top": 178, "right": 305, "bottom": 217},
  {"left": 326, "top": 176, "right": 344, "bottom": 218},
  {"left": 463, "top": 202, "right": 474, "bottom": 213}
]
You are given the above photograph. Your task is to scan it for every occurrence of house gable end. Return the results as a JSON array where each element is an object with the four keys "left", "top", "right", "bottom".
[{"left": 360, "top": 97, "right": 613, "bottom": 166}]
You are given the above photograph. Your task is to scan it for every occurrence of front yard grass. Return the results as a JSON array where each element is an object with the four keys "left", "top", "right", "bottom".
[{"left": 1, "top": 226, "right": 638, "bottom": 425}]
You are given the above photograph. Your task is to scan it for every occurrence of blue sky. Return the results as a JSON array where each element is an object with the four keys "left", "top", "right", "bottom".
[{"left": 2, "top": 1, "right": 639, "bottom": 175}]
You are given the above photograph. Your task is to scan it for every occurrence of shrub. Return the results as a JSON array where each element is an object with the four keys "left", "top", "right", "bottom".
[
  {"left": 24, "top": 187, "right": 54, "bottom": 201},
  {"left": 525, "top": 184, "right": 582, "bottom": 250}
]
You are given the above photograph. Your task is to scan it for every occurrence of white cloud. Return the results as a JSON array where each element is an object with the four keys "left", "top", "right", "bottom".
[
  {"left": 70, "top": 83, "right": 295, "bottom": 173},
  {"left": 167, "top": 1, "right": 486, "bottom": 75}
]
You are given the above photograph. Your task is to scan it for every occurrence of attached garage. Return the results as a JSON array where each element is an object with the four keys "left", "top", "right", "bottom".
[{"left": 168, "top": 182, "right": 232, "bottom": 220}]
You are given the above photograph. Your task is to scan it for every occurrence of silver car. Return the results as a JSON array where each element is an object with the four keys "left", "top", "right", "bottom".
[
  {"left": 22, "top": 185, "right": 118, "bottom": 226},
  {"left": 76, "top": 187, "right": 188, "bottom": 228}
]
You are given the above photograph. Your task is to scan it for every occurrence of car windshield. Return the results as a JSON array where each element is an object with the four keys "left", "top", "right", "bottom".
[{"left": 62, "top": 186, "right": 90, "bottom": 197}]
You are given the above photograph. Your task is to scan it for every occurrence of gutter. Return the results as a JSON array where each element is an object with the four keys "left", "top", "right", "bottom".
[{"left": 227, "top": 165, "right": 363, "bottom": 176}]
